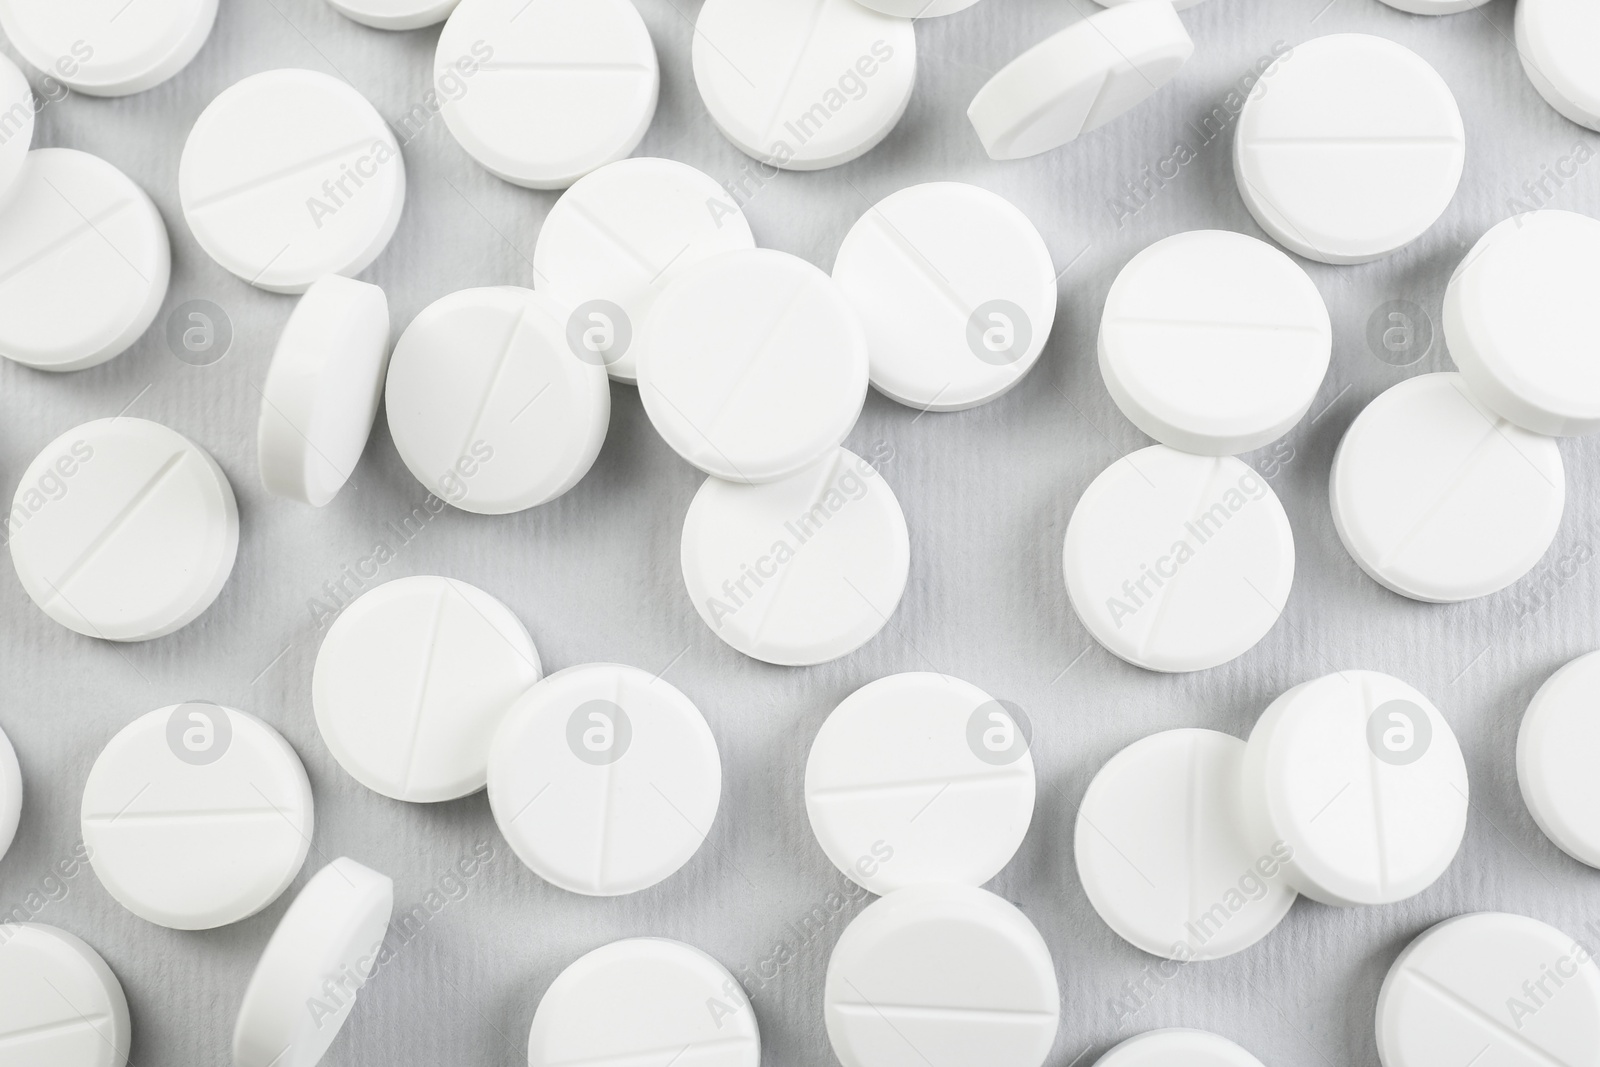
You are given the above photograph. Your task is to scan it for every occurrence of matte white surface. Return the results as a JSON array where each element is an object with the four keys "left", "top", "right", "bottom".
[
  {"left": 1096, "top": 1029, "right": 1267, "bottom": 1067},
  {"left": 0, "top": 725, "right": 17, "bottom": 869},
  {"left": 8, "top": 418, "right": 239, "bottom": 642},
  {"left": 1517, "top": 650, "right": 1600, "bottom": 868},
  {"left": 80, "top": 704, "right": 312, "bottom": 930},
  {"left": 0, "top": 54, "right": 31, "bottom": 208},
  {"left": 0, "top": 924, "right": 130, "bottom": 1067},
  {"left": 1330, "top": 373, "right": 1565, "bottom": 603},
  {"left": 1517, "top": 0, "right": 1600, "bottom": 132},
  {"left": 326, "top": 0, "right": 460, "bottom": 30},
  {"left": 805, "top": 672, "right": 1035, "bottom": 895},
  {"left": 0, "top": 0, "right": 216, "bottom": 96}
]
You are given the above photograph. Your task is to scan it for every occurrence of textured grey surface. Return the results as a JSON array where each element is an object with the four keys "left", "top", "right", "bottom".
[{"left": 1, "top": 0, "right": 1599, "bottom": 1064}]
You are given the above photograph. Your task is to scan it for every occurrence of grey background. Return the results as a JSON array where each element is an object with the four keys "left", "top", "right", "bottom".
[{"left": 2, "top": 0, "right": 1598, "bottom": 1064}]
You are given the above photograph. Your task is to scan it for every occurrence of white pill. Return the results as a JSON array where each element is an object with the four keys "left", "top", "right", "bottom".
[
  {"left": 1517, "top": 650, "right": 1600, "bottom": 869},
  {"left": 831, "top": 182, "right": 1057, "bottom": 413},
  {"left": 9, "top": 418, "right": 239, "bottom": 643},
  {"left": 1517, "top": 0, "right": 1600, "bottom": 132},
  {"left": 824, "top": 884, "right": 1059, "bottom": 1067},
  {"left": 1240, "top": 671, "right": 1468, "bottom": 907},
  {"left": 438, "top": 0, "right": 657, "bottom": 191},
  {"left": 692, "top": 0, "right": 916, "bottom": 171},
  {"left": 1077, "top": 729, "right": 1296, "bottom": 961},
  {"left": 81, "top": 704, "right": 313, "bottom": 931},
  {"left": 1099, "top": 230, "right": 1331, "bottom": 456},
  {"left": 0, "top": 54, "right": 32, "bottom": 209},
  {"left": 314, "top": 576, "right": 543, "bottom": 803},
  {"left": 1095, "top": 1029, "right": 1267, "bottom": 1067},
  {"left": 852, "top": 0, "right": 980, "bottom": 15},
  {"left": 1094, "top": 0, "right": 1206, "bottom": 7},
  {"left": 1329, "top": 373, "right": 1564, "bottom": 603},
  {"left": 1445, "top": 211, "right": 1600, "bottom": 437},
  {"left": 233, "top": 858, "right": 394, "bottom": 1067},
  {"left": 0, "top": 149, "right": 170, "bottom": 372},
  {"left": 0, "top": 0, "right": 215, "bottom": 97},
  {"left": 680, "top": 447, "right": 909, "bottom": 667},
  {"left": 326, "top": 0, "right": 459, "bottom": 30},
  {"left": 1377, "top": 912, "right": 1600, "bottom": 1067},
  {"left": 0, "top": 924, "right": 130, "bottom": 1067},
  {"left": 532, "top": 157, "right": 755, "bottom": 385},
  {"left": 487, "top": 663, "right": 721, "bottom": 896},
  {"left": 385, "top": 287, "right": 611, "bottom": 515},
  {"left": 1234, "top": 35, "right": 1464, "bottom": 265},
  {"left": 639, "top": 249, "right": 868, "bottom": 484},
  {"left": 1377, "top": 0, "right": 1489, "bottom": 12},
  {"left": 1062, "top": 446, "right": 1294, "bottom": 674},
  {"left": 968, "top": 3, "right": 1192, "bottom": 161},
  {"left": 805, "top": 673, "right": 1035, "bottom": 895},
  {"left": 258, "top": 276, "right": 391, "bottom": 507},
  {"left": 180, "top": 69, "right": 405, "bottom": 294},
  {"left": 529, "top": 939, "right": 758, "bottom": 1067},
  {"left": 0, "top": 723, "right": 16, "bottom": 866}
]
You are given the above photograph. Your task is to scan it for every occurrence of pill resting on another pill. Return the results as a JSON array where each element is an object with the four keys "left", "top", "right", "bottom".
[
  {"left": 1517, "top": 649, "right": 1600, "bottom": 869},
  {"left": 0, "top": 923, "right": 131, "bottom": 1067}
]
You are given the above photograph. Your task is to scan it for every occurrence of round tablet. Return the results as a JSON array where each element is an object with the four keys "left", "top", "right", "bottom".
[
  {"left": 1329, "top": 373, "right": 1564, "bottom": 603},
  {"left": 1234, "top": 35, "right": 1464, "bottom": 265},
  {"left": 532, "top": 157, "right": 755, "bottom": 384},
  {"left": 824, "top": 884, "right": 1059, "bottom": 1067},
  {"left": 0, "top": 149, "right": 170, "bottom": 372},
  {"left": 0, "top": 0, "right": 215, "bottom": 97},
  {"left": 438, "top": 0, "right": 657, "bottom": 191},
  {"left": 81, "top": 704, "right": 313, "bottom": 931},
  {"left": 1062, "top": 447, "right": 1294, "bottom": 674},
  {"left": 0, "top": 54, "right": 32, "bottom": 209},
  {"left": 831, "top": 182, "right": 1057, "bottom": 413},
  {"left": 805, "top": 673, "right": 1036, "bottom": 895},
  {"left": 487, "top": 663, "right": 721, "bottom": 896},
  {"left": 1096, "top": 1030, "right": 1267, "bottom": 1067},
  {"left": 1077, "top": 729, "right": 1296, "bottom": 961},
  {"left": 1239, "top": 671, "right": 1468, "bottom": 907},
  {"left": 638, "top": 249, "right": 869, "bottom": 484},
  {"left": 852, "top": 0, "right": 980, "bottom": 15},
  {"left": 9, "top": 418, "right": 239, "bottom": 642},
  {"left": 180, "top": 69, "right": 405, "bottom": 294},
  {"left": 1444, "top": 211, "right": 1600, "bottom": 437},
  {"left": 233, "top": 858, "right": 393, "bottom": 1067},
  {"left": 385, "top": 287, "right": 611, "bottom": 515},
  {"left": 258, "top": 275, "right": 391, "bottom": 507},
  {"left": 692, "top": 0, "right": 917, "bottom": 171},
  {"left": 680, "top": 448, "right": 910, "bottom": 667},
  {"left": 0, "top": 924, "right": 130, "bottom": 1067},
  {"left": 967, "top": 2, "right": 1193, "bottom": 161},
  {"left": 1377, "top": 0, "right": 1489, "bottom": 12},
  {"left": 1517, "top": 0, "right": 1600, "bottom": 132},
  {"left": 529, "top": 939, "right": 759, "bottom": 1067},
  {"left": 1099, "top": 230, "right": 1331, "bottom": 455},
  {"left": 1377, "top": 913, "right": 1600, "bottom": 1067},
  {"left": 327, "top": 0, "right": 459, "bottom": 30},
  {"left": 1517, "top": 650, "right": 1600, "bottom": 868},
  {"left": 0, "top": 723, "right": 19, "bottom": 867},
  {"left": 314, "top": 576, "right": 543, "bottom": 803}
]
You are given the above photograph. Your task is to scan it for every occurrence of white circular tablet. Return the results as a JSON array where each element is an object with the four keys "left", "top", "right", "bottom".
[
  {"left": 1239, "top": 671, "right": 1468, "bottom": 908},
  {"left": 1234, "top": 34, "right": 1464, "bottom": 265},
  {"left": 1377, "top": 913, "right": 1600, "bottom": 1067},
  {"left": 824, "top": 884, "right": 1059, "bottom": 1067},
  {"left": 233, "top": 859, "right": 393, "bottom": 1067},
  {"left": 832, "top": 182, "right": 1057, "bottom": 413},
  {"left": 385, "top": 287, "right": 611, "bottom": 515},
  {"left": 680, "top": 448, "right": 910, "bottom": 667},
  {"left": 438, "top": 0, "right": 657, "bottom": 191},
  {"left": 532, "top": 157, "right": 756, "bottom": 384},
  {"left": 0, "top": 723, "right": 17, "bottom": 866},
  {"left": 180, "top": 69, "right": 405, "bottom": 294},
  {"left": 529, "top": 939, "right": 759, "bottom": 1067},
  {"left": 1096, "top": 1029, "right": 1267, "bottom": 1067},
  {"left": 9, "top": 419, "right": 239, "bottom": 643},
  {"left": 852, "top": 0, "right": 980, "bottom": 15},
  {"left": 1329, "top": 373, "right": 1565, "bottom": 603},
  {"left": 1444, "top": 211, "right": 1600, "bottom": 437},
  {"left": 1377, "top": 0, "right": 1489, "bottom": 12},
  {"left": 259, "top": 275, "right": 391, "bottom": 507},
  {"left": 967, "top": 3, "right": 1193, "bottom": 161},
  {"left": 81, "top": 704, "right": 313, "bottom": 931},
  {"left": 1099, "top": 230, "right": 1331, "bottom": 455},
  {"left": 314, "top": 576, "right": 543, "bottom": 803},
  {"left": 1517, "top": 650, "right": 1600, "bottom": 869},
  {"left": 0, "top": 149, "right": 170, "bottom": 372},
  {"left": 1077, "top": 729, "right": 1296, "bottom": 961},
  {"left": 692, "top": 0, "right": 917, "bottom": 171},
  {"left": 806, "top": 673, "right": 1035, "bottom": 895},
  {"left": 0, "top": 924, "right": 130, "bottom": 1067},
  {"left": 0, "top": 54, "right": 32, "bottom": 209},
  {"left": 487, "top": 664, "right": 721, "bottom": 896},
  {"left": 1062, "top": 447, "right": 1294, "bottom": 674},
  {"left": 327, "top": 0, "right": 459, "bottom": 30},
  {"left": 0, "top": 0, "right": 215, "bottom": 97},
  {"left": 1517, "top": 0, "right": 1600, "bottom": 132},
  {"left": 638, "top": 249, "right": 868, "bottom": 484}
]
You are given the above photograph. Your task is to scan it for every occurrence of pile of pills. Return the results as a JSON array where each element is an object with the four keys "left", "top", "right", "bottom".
[{"left": 1, "top": 0, "right": 1599, "bottom": 1065}]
